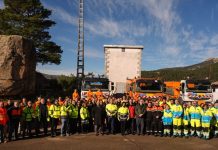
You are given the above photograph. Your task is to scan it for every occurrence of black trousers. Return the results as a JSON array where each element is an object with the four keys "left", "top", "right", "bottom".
[
  {"left": 152, "top": 119, "right": 163, "bottom": 134},
  {"left": 23, "top": 121, "right": 32, "bottom": 138},
  {"left": 120, "top": 120, "right": 127, "bottom": 135},
  {"left": 34, "top": 118, "right": 40, "bottom": 135},
  {"left": 51, "top": 118, "right": 59, "bottom": 136},
  {"left": 9, "top": 119, "right": 19, "bottom": 140},
  {"left": 0, "top": 124, "right": 4, "bottom": 142},
  {"left": 40, "top": 117, "right": 48, "bottom": 135},
  {"left": 81, "top": 120, "right": 89, "bottom": 133},
  {"left": 146, "top": 119, "right": 153, "bottom": 134}
]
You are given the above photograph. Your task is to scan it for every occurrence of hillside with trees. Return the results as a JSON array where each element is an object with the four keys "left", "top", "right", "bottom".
[{"left": 141, "top": 58, "right": 218, "bottom": 81}]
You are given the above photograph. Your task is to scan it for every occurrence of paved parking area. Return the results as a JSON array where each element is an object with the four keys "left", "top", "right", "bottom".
[{"left": 0, "top": 133, "right": 218, "bottom": 150}]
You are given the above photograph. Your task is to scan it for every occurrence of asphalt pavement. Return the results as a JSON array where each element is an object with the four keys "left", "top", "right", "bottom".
[{"left": 0, "top": 133, "right": 218, "bottom": 150}]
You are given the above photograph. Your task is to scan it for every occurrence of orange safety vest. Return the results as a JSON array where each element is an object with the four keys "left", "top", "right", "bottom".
[
  {"left": 87, "top": 91, "right": 93, "bottom": 100},
  {"left": 96, "top": 91, "right": 103, "bottom": 99},
  {"left": 72, "top": 92, "right": 79, "bottom": 100},
  {"left": 129, "top": 91, "right": 133, "bottom": 98},
  {"left": 133, "top": 93, "right": 139, "bottom": 101}
]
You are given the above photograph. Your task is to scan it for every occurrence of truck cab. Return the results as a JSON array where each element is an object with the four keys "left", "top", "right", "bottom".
[
  {"left": 81, "top": 77, "right": 110, "bottom": 99},
  {"left": 126, "top": 78, "right": 165, "bottom": 100},
  {"left": 180, "top": 79, "right": 213, "bottom": 103}
]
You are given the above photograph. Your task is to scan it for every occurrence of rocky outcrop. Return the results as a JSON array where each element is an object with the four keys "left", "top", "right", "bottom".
[{"left": 0, "top": 35, "right": 36, "bottom": 96}]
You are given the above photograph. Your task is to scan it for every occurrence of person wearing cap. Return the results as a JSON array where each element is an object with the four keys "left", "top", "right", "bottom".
[
  {"left": 201, "top": 104, "right": 213, "bottom": 140},
  {"left": 135, "top": 99, "right": 146, "bottom": 136},
  {"left": 80, "top": 102, "right": 90, "bottom": 134},
  {"left": 182, "top": 103, "right": 190, "bottom": 138},
  {"left": 162, "top": 104, "right": 173, "bottom": 137},
  {"left": 171, "top": 99, "right": 183, "bottom": 137},
  {"left": 151, "top": 101, "right": 164, "bottom": 136},
  {"left": 118, "top": 101, "right": 129, "bottom": 136},
  {"left": 106, "top": 99, "right": 117, "bottom": 134},
  {"left": 189, "top": 101, "right": 203, "bottom": 137},
  {"left": 49, "top": 99, "right": 61, "bottom": 137}
]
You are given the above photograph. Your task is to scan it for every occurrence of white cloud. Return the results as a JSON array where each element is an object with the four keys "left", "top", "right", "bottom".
[
  {"left": 86, "top": 19, "right": 148, "bottom": 39},
  {"left": 210, "top": 34, "right": 218, "bottom": 45},
  {"left": 43, "top": 3, "right": 77, "bottom": 26}
]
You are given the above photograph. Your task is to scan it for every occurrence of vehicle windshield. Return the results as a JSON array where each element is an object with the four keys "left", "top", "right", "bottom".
[
  {"left": 82, "top": 80, "right": 109, "bottom": 90},
  {"left": 136, "top": 80, "right": 162, "bottom": 91},
  {"left": 186, "top": 80, "right": 211, "bottom": 92}
]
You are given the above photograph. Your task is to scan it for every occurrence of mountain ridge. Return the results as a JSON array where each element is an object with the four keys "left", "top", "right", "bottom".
[{"left": 141, "top": 58, "right": 218, "bottom": 81}]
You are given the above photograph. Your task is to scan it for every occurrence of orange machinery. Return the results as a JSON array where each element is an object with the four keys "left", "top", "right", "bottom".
[
  {"left": 164, "top": 81, "right": 180, "bottom": 99},
  {"left": 126, "top": 77, "right": 165, "bottom": 101}
]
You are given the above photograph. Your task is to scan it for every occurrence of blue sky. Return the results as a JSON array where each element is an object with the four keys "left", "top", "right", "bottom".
[{"left": 1, "top": 0, "right": 218, "bottom": 75}]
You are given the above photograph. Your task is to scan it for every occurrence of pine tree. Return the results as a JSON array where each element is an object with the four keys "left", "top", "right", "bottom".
[{"left": 0, "top": 0, "right": 62, "bottom": 64}]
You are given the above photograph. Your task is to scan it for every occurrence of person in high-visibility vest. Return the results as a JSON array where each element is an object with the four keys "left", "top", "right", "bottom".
[
  {"left": 201, "top": 104, "right": 213, "bottom": 140},
  {"left": 189, "top": 101, "right": 203, "bottom": 137},
  {"left": 67, "top": 100, "right": 79, "bottom": 134},
  {"left": 162, "top": 104, "right": 173, "bottom": 137},
  {"left": 183, "top": 103, "right": 190, "bottom": 138},
  {"left": 60, "top": 100, "right": 69, "bottom": 136},
  {"left": 118, "top": 101, "right": 129, "bottom": 136},
  {"left": 96, "top": 89, "right": 103, "bottom": 100},
  {"left": 72, "top": 89, "right": 80, "bottom": 101},
  {"left": 22, "top": 101, "right": 34, "bottom": 138},
  {"left": 80, "top": 102, "right": 90, "bottom": 134},
  {"left": 128, "top": 90, "right": 133, "bottom": 99},
  {"left": 208, "top": 103, "right": 216, "bottom": 137},
  {"left": 33, "top": 100, "right": 40, "bottom": 137},
  {"left": 87, "top": 89, "right": 93, "bottom": 101},
  {"left": 106, "top": 99, "right": 118, "bottom": 134},
  {"left": 214, "top": 102, "right": 218, "bottom": 138},
  {"left": 171, "top": 99, "right": 183, "bottom": 137},
  {"left": 49, "top": 99, "right": 61, "bottom": 137}
]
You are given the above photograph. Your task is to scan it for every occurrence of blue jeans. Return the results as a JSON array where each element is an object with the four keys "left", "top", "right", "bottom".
[
  {"left": 107, "top": 116, "right": 115, "bottom": 134},
  {"left": 61, "top": 118, "right": 68, "bottom": 135}
]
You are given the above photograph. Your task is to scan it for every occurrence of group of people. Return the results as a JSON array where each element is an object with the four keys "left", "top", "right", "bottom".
[{"left": 0, "top": 90, "right": 218, "bottom": 144}]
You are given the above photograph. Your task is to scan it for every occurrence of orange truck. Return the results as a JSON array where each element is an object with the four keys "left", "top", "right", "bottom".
[
  {"left": 164, "top": 81, "right": 180, "bottom": 100},
  {"left": 126, "top": 78, "right": 165, "bottom": 101}
]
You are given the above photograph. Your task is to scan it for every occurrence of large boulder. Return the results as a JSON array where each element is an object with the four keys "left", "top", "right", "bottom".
[{"left": 0, "top": 35, "right": 36, "bottom": 96}]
